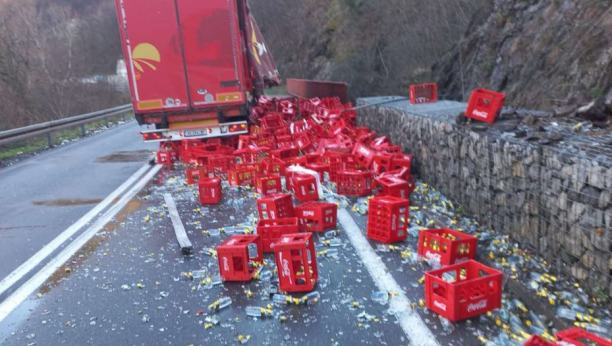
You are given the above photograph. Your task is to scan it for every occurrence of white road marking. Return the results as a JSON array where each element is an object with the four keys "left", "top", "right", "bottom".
[
  {"left": 163, "top": 193, "right": 193, "bottom": 254},
  {"left": 0, "top": 164, "right": 150, "bottom": 297},
  {"left": 0, "top": 165, "right": 162, "bottom": 323},
  {"left": 337, "top": 209, "right": 440, "bottom": 346}
]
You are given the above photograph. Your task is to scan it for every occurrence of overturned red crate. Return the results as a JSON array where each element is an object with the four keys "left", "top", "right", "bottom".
[
  {"left": 257, "top": 193, "right": 295, "bottom": 220},
  {"left": 371, "top": 152, "right": 394, "bottom": 175},
  {"left": 295, "top": 202, "right": 337, "bottom": 232},
  {"left": 186, "top": 166, "right": 209, "bottom": 185},
  {"left": 217, "top": 235, "right": 263, "bottom": 282},
  {"left": 305, "top": 162, "right": 330, "bottom": 182},
  {"left": 410, "top": 83, "right": 438, "bottom": 104},
  {"left": 256, "top": 218, "right": 299, "bottom": 252},
  {"left": 367, "top": 196, "right": 409, "bottom": 243},
  {"left": 255, "top": 174, "right": 282, "bottom": 195},
  {"left": 418, "top": 228, "right": 478, "bottom": 265},
  {"left": 465, "top": 88, "right": 506, "bottom": 124},
  {"left": 336, "top": 170, "right": 373, "bottom": 197},
  {"left": 352, "top": 143, "right": 376, "bottom": 168},
  {"left": 291, "top": 173, "right": 319, "bottom": 203},
  {"left": 273, "top": 233, "right": 318, "bottom": 292},
  {"left": 375, "top": 175, "right": 411, "bottom": 199},
  {"left": 391, "top": 154, "right": 412, "bottom": 172},
  {"left": 295, "top": 133, "right": 317, "bottom": 154},
  {"left": 556, "top": 328, "right": 612, "bottom": 346},
  {"left": 198, "top": 178, "right": 222, "bottom": 205},
  {"left": 157, "top": 150, "right": 176, "bottom": 165},
  {"left": 228, "top": 164, "right": 257, "bottom": 187},
  {"left": 425, "top": 260, "right": 502, "bottom": 322},
  {"left": 208, "top": 155, "right": 234, "bottom": 177}
]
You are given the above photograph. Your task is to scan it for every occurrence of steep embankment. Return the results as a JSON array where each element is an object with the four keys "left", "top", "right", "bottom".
[{"left": 433, "top": 0, "right": 612, "bottom": 110}]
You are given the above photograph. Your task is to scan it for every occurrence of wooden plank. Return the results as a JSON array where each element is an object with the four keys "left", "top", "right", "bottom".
[{"left": 163, "top": 193, "right": 193, "bottom": 254}]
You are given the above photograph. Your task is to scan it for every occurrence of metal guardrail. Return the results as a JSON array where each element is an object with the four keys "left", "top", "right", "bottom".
[{"left": 0, "top": 104, "right": 133, "bottom": 150}]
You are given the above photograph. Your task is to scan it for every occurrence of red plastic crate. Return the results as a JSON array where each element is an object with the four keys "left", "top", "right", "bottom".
[
  {"left": 291, "top": 173, "right": 319, "bottom": 203},
  {"left": 261, "top": 113, "right": 285, "bottom": 131},
  {"left": 352, "top": 143, "right": 376, "bottom": 168},
  {"left": 367, "top": 196, "right": 409, "bottom": 243},
  {"left": 295, "top": 201, "right": 337, "bottom": 232},
  {"left": 186, "top": 167, "right": 209, "bottom": 185},
  {"left": 371, "top": 153, "right": 394, "bottom": 175},
  {"left": 217, "top": 235, "right": 263, "bottom": 282},
  {"left": 208, "top": 155, "right": 234, "bottom": 177},
  {"left": 391, "top": 154, "right": 412, "bottom": 172},
  {"left": 556, "top": 327, "right": 612, "bottom": 346},
  {"left": 198, "top": 178, "right": 222, "bottom": 204},
  {"left": 382, "top": 145, "right": 403, "bottom": 154},
  {"left": 228, "top": 164, "right": 257, "bottom": 187},
  {"left": 271, "top": 147, "right": 299, "bottom": 160},
  {"left": 257, "top": 193, "right": 295, "bottom": 220},
  {"left": 255, "top": 174, "right": 282, "bottom": 195},
  {"left": 294, "top": 133, "right": 317, "bottom": 154},
  {"left": 305, "top": 162, "right": 330, "bottom": 182},
  {"left": 260, "top": 157, "right": 286, "bottom": 176},
  {"left": 256, "top": 218, "right": 299, "bottom": 252},
  {"left": 410, "top": 83, "right": 438, "bottom": 104},
  {"left": 157, "top": 150, "right": 176, "bottom": 165},
  {"left": 252, "top": 136, "right": 276, "bottom": 149},
  {"left": 336, "top": 170, "right": 374, "bottom": 197},
  {"left": 418, "top": 228, "right": 478, "bottom": 265},
  {"left": 465, "top": 88, "right": 506, "bottom": 124},
  {"left": 425, "top": 260, "right": 503, "bottom": 322},
  {"left": 276, "top": 135, "right": 294, "bottom": 148},
  {"left": 375, "top": 175, "right": 411, "bottom": 199},
  {"left": 273, "top": 233, "right": 318, "bottom": 292},
  {"left": 523, "top": 335, "right": 553, "bottom": 346}
]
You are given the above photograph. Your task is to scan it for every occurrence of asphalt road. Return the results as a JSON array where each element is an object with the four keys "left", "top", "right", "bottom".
[{"left": 0, "top": 121, "right": 156, "bottom": 282}]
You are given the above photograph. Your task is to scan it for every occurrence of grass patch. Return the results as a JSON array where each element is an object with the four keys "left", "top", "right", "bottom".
[
  {"left": 265, "top": 84, "right": 288, "bottom": 96},
  {"left": 0, "top": 113, "right": 134, "bottom": 161}
]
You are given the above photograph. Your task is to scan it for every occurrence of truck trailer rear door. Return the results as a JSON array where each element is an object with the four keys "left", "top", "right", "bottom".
[{"left": 176, "top": 0, "right": 247, "bottom": 110}]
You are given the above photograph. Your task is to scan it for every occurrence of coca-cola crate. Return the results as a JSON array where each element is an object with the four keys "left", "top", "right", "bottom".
[
  {"left": 305, "top": 152, "right": 322, "bottom": 164},
  {"left": 186, "top": 166, "right": 209, "bottom": 185},
  {"left": 522, "top": 335, "right": 553, "bottom": 346},
  {"left": 217, "top": 235, "right": 263, "bottom": 282},
  {"left": 273, "top": 233, "right": 318, "bottom": 292},
  {"left": 257, "top": 193, "right": 295, "bottom": 220},
  {"left": 370, "top": 136, "right": 390, "bottom": 149},
  {"left": 381, "top": 145, "right": 403, "bottom": 154},
  {"left": 381, "top": 167, "right": 412, "bottom": 182},
  {"left": 260, "top": 157, "right": 286, "bottom": 176},
  {"left": 294, "top": 133, "right": 317, "bottom": 154},
  {"left": 418, "top": 228, "right": 478, "bottom": 265},
  {"left": 306, "top": 162, "right": 330, "bottom": 182},
  {"left": 336, "top": 170, "right": 374, "bottom": 197},
  {"left": 352, "top": 143, "right": 376, "bottom": 168},
  {"left": 335, "top": 133, "right": 354, "bottom": 149},
  {"left": 555, "top": 328, "right": 612, "bottom": 346},
  {"left": 295, "top": 201, "right": 337, "bottom": 232},
  {"left": 198, "top": 178, "right": 222, "bottom": 204},
  {"left": 276, "top": 135, "right": 294, "bottom": 148},
  {"left": 391, "top": 154, "right": 412, "bottom": 172},
  {"left": 271, "top": 147, "right": 299, "bottom": 160},
  {"left": 327, "top": 118, "right": 349, "bottom": 137},
  {"left": 252, "top": 136, "right": 276, "bottom": 150},
  {"left": 228, "top": 164, "right": 257, "bottom": 187},
  {"left": 256, "top": 218, "right": 299, "bottom": 253},
  {"left": 410, "top": 83, "right": 438, "bottom": 104},
  {"left": 465, "top": 88, "right": 506, "bottom": 124},
  {"left": 291, "top": 173, "right": 319, "bottom": 203},
  {"left": 284, "top": 156, "right": 307, "bottom": 169},
  {"left": 157, "top": 150, "right": 176, "bottom": 165},
  {"left": 255, "top": 174, "right": 282, "bottom": 195},
  {"left": 375, "top": 175, "right": 411, "bottom": 199},
  {"left": 371, "top": 153, "right": 394, "bottom": 175},
  {"left": 208, "top": 155, "right": 234, "bottom": 177},
  {"left": 234, "top": 147, "right": 271, "bottom": 164},
  {"left": 261, "top": 113, "right": 285, "bottom": 131},
  {"left": 237, "top": 135, "right": 251, "bottom": 150},
  {"left": 424, "top": 260, "right": 502, "bottom": 322},
  {"left": 367, "top": 196, "right": 409, "bottom": 243}
]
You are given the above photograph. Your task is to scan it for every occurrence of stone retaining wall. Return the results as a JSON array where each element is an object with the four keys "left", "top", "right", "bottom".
[{"left": 358, "top": 99, "right": 612, "bottom": 293}]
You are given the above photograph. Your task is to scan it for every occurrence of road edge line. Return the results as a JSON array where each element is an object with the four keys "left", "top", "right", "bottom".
[
  {"left": 0, "top": 164, "right": 151, "bottom": 298},
  {"left": 337, "top": 209, "right": 440, "bottom": 346},
  {"left": 0, "top": 164, "right": 162, "bottom": 322}
]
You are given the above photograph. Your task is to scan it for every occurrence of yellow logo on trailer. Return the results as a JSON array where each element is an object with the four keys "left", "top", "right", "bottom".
[
  {"left": 132, "top": 43, "right": 161, "bottom": 74},
  {"left": 250, "top": 20, "right": 266, "bottom": 65}
]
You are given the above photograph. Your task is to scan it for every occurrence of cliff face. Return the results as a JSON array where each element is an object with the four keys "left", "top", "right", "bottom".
[{"left": 433, "top": 0, "right": 612, "bottom": 110}]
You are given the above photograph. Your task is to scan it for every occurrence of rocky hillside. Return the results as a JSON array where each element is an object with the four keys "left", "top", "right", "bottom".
[{"left": 433, "top": 0, "right": 612, "bottom": 110}]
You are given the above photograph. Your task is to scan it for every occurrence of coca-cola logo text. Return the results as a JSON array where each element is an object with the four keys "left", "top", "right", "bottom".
[{"left": 467, "top": 300, "right": 487, "bottom": 312}]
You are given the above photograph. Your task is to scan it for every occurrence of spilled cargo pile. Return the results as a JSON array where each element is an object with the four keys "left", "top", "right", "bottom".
[{"left": 150, "top": 94, "right": 611, "bottom": 345}]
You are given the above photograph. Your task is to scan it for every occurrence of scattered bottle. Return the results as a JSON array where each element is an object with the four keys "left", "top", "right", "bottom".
[
  {"left": 203, "top": 248, "right": 217, "bottom": 257},
  {"left": 317, "top": 249, "right": 339, "bottom": 257},
  {"left": 573, "top": 322, "right": 611, "bottom": 336},
  {"left": 302, "top": 291, "right": 320, "bottom": 304},
  {"left": 324, "top": 230, "right": 338, "bottom": 239},
  {"left": 192, "top": 270, "right": 207, "bottom": 279},
  {"left": 371, "top": 291, "right": 389, "bottom": 305},
  {"left": 246, "top": 306, "right": 273, "bottom": 318},
  {"left": 321, "top": 239, "right": 342, "bottom": 247},
  {"left": 259, "top": 268, "right": 272, "bottom": 281},
  {"left": 208, "top": 297, "right": 232, "bottom": 312},
  {"left": 208, "top": 229, "right": 221, "bottom": 237},
  {"left": 248, "top": 243, "right": 259, "bottom": 258},
  {"left": 439, "top": 316, "right": 455, "bottom": 333},
  {"left": 273, "top": 294, "right": 292, "bottom": 305}
]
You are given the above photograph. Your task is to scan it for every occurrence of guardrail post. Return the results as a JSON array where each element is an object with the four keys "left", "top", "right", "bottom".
[
  {"left": 47, "top": 132, "right": 54, "bottom": 148},
  {"left": 104, "top": 116, "right": 109, "bottom": 128},
  {"left": 81, "top": 124, "right": 86, "bottom": 137},
  {"left": 122, "top": 113, "right": 126, "bottom": 122}
]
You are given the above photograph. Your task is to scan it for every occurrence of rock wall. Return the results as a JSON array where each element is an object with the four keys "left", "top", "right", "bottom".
[{"left": 358, "top": 100, "right": 612, "bottom": 292}]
